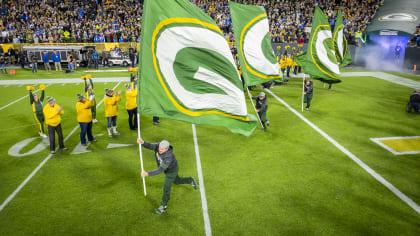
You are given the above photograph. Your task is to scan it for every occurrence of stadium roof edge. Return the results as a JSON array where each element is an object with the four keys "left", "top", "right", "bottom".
[{"left": 367, "top": 0, "right": 420, "bottom": 36}]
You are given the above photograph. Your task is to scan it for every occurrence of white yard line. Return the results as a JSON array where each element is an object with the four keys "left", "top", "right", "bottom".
[
  {"left": 0, "top": 77, "right": 129, "bottom": 85},
  {"left": 0, "top": 82, "right": 121, "bottom": 213},
  {"left": 265, "top": 89, "right": 420, "bottom": 215},
  {"left": 84, "top": 70, "right": 129, "bottom": 72},
  {"left": 0, "top": 84, "right": 51, "bottom": 111},
  {"left": 292, "top": 72, "right": 420, "bottom": 89},
  {"left": 192, "top": 124, "right": 212, "bottom": 236}
]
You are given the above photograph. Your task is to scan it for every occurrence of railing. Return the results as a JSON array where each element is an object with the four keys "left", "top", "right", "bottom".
[{"left": 1, "top": 42, "right": 139, "bottom": 53}]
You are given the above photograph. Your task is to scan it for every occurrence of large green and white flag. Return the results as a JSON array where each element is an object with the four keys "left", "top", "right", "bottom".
[
  {"left": 230, "top": 1, "right": 281, "bottom": 86},
  {"left": 333, "top": 10, "right": 352, "bottom": 68},
  {"left": 138, "top": 0, "right": 257, "bottom": 136},
  {"left": 295, "top": 7, "right": 340, "bottom": 83}
]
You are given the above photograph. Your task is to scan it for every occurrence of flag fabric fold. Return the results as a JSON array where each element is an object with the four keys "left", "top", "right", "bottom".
[
  {"left": 333, "top": 10, "right": 352, "bottom": 68},
  {"left": 295, "top": 7, "right": 341, "bottom": 83},
  {"left": 230, "top": 1, "right": 281, "bottom": 86},
  {"left": 138, "top": 0, "right": 257, "bottom": 136}
]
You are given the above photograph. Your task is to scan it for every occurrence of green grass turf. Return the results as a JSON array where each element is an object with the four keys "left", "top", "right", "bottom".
[{"left": 0, "top": 71, "right": 419, "bottom": 235}]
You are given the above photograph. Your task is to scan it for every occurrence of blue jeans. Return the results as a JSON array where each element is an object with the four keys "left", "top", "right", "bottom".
[
  {"left": 94, "top": 59, "right": 98, "bottom": 69},
  {"left": 79, "top": 122, "right": 94, "bottom": 144},
  {"left": 32, "top": 63, "right": 37, "bottom": 73},
  {"left": 107, "top": 116, "right": 117, "bottom": 128},
  {"left": 68, "top": 63, "right": 74, "bottom": 72},
  {"left": 407, "top": 102, "right": 420, "bottom": 113},
  {"left": 0, "top": 64, "right": 6, "bottom": 73}
]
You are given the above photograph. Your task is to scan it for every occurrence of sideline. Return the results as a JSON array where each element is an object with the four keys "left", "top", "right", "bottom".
[
  {"left": 192, "top": 124, "right": 212, "bottom": 236},
  {"left": 265, "top": 89, "right": 420, "bottom": 215},
  {"left": 0, "top": 82, "right": 121, "bottom": 213},
  {"left": 0, "top": 84, "right": 51, "bottom": 111},
  {"left": 0, "top": 77, "right": 129, "bottom": 85},
  {"left": 290, "top": 72, "right": 420, "bottom": 89}
]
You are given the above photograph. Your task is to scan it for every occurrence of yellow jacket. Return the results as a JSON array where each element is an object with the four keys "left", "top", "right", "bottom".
[
  {"left": 43, "top": 104, "right": 64, "bottom": 127},
  {"left": 125, "top": 89, "right": 138, "bottom": 110},
  {"left": 286, "top": 57, "right": 293, "bottom": 66},
  {"left": 104, "top": 95, "right": 121, "bottom": 117},
  {"left": 76, "top": 100, "right": 94, "bottom": 123},
  {"left": 280, "top": 57, "right": 288, "bottom": 69}
]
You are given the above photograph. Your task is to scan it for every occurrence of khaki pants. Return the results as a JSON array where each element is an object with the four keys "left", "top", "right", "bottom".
[
  {"left": 54, "top": 62, "right": 62, "bottom": 71},
  {"left": 44, "top": 62, "right": 51, "bottom": 71}
]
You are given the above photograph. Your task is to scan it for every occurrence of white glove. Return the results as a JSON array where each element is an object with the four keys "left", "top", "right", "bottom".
[{"left": 89, "top": 95, "right": 95, "bottom": 101}]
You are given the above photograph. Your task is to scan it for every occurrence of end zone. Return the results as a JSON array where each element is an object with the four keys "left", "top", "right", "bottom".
[{"left": 370, "top": 136, "right": 420, "bottom": 155}]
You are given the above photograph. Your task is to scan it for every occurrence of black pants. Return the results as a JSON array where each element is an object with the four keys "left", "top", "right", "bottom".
[
  {"left": 48, "top": 124, "right": 65, "bottom": 151},
  {"left": 161, "top": 165, "right": 193, "bottom": 206},
  {"left": 127, "top": 107, "right": 138, "bottom": 130}
]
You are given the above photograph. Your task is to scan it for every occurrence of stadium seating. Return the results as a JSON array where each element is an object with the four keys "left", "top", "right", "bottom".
[{"left": 0, "top": 0, "right": 383, "bottom": 45}]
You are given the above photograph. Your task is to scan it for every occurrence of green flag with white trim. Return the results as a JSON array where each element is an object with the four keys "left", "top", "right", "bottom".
[
  {"left": 333, "top": 10, "right": 352, "bottom": 68},
  {"left": 138, "top": 0, "right": 257, "bottom": 136},
  {"left": 230, "top": 1, "right": 281, "bottom": 86},
  {"left": 296, "top": 7, "right": 341, "bottom": 83}
]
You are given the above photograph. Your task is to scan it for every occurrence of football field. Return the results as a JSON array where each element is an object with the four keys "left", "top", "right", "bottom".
[{"left": 0, "top": 68, "right": 419, "bottom": 235}]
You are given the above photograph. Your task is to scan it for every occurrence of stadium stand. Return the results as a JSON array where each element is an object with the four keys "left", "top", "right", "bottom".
[{"left": 0, "top": 0, "right": 382, "bottom": 45}]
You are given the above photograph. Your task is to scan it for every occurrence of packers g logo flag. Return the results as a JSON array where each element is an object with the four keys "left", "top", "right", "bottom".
[
  {"left": 138, "top": 0, "right": 257, "bottom": 136},
  {"left": 297, "top": 7, "right": 340, "bottom": 83},
  {"left": 332, "top": 10, "right": 352, "bottom": 68},
  {"left": 230, "top": 1, "right": 281, "bottom": 86}
]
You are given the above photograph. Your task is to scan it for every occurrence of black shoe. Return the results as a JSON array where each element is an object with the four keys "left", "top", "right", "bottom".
[
  {"left": 266, "top": 121, "right": 270, "bottom": 127},
  {"left": 191, "top": 177, "right": 198, "bottom": 190}
]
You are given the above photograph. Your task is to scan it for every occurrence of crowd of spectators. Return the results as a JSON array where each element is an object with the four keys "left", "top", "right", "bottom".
[
  {"left": 0, "top": 0, "right": 384, "bottom": 45},
  {"left": 195, "top": 0, "right": 382, "bottom": 45},
  {"left": 0, "top": 0, "right": 141, "bottom": 44}
]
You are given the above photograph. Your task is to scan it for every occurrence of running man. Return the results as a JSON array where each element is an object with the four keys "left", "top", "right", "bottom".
[
  {"left": 253, "top": 92, "right": 270, "bottom": 132},
  {"left": 304, "top": 79, "right": 314, "bottom": 111},
  {"left": 28, "top": 84, "right": 47, "bottom": 138},
  {"left": 138, "top": 138, "right": 198, "bottom": 214}
]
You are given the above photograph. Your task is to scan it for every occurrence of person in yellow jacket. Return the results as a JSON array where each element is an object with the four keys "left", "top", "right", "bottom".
[
  {"left": 76, "top": 94, "right": 97, "bottom": 146},
  {"left": 43, "top": 96, "right": 67, "bottom": 154},
  {"left": 279, "top": 54, "right": 293, "bottom": 78},
  {"left": 125, "top": 83, "right": 138, "bottom": 130},
  {"left": 104, "top": 88, "right": 122, "bottom": 137}
]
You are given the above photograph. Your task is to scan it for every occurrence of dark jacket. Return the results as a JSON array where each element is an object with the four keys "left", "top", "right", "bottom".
[
  {"left": 143, "top": 141, "right": 178, "bottom": 176},
  {"left": 304, "top": 80, "right": 313, "bottom": 94},
  {"left": 410, "top": 91, "right": 420, "bottom": 103},
  {"left": 253, "top": 96, "right": 268, "bottom": 113}
]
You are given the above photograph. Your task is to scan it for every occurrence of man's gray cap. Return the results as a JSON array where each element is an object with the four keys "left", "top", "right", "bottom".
[
  {"left": 258, "top": 92, "right": 265, "bottom": 97},
  {"left": 159, "top": 140, "right": 170, "bottom": 149}
]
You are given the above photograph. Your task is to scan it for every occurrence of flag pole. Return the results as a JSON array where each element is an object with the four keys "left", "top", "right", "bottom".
[
  {"left": 301, "top": 74, "right": 305, "bottom": 112},
  {"left": 137, "top": 113, "right": 147, "bottom": 196},
  {"left": 246, "top": 86, "right": 264, "bottom": 130}
]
